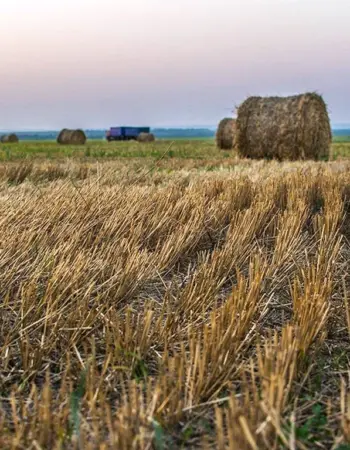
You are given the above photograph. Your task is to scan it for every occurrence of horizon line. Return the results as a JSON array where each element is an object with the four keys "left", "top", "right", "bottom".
[{"left": 2, "top": 124, "right": 350, "bottom": 133}]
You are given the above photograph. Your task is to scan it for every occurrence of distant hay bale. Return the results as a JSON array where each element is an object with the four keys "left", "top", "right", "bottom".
[
  {"left": 216, "top": 118, "right": 236, "bottom": 149},
  {"left": 57, "top": 129, "right": 68, "bottom": 144},
  {"left": 57, "top": 129, "right": 86, "bottom": 145},
  {"left": 0, "top": 133, "right": 19, "bottom": 144},
  {"left": 137, "top": 132, "right": 155, "bottom": 143},
  {"left": 235, "top": 93, "right": 331, "bottom": 161}
]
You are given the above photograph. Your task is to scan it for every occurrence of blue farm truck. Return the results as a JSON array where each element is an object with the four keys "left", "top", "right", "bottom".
[{"left": 106, "top": 126, "right": 150, "bottom": 142}]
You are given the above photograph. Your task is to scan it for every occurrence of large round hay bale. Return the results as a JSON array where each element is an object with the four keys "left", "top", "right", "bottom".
[
  {"left": 137, "top": 132, "right": 155, "bottom": 143},
  {"left": 57, "top": 129, "right": 86, "bottom": 145},
  {"left": 235, "top": 93, "right": 331, "bottom": 161},
  {"left": 216, "top": 118, "right": 236, "bottom": 149},
  {"left": 1, "top": 133, "right": 19, "bottom": 144}
]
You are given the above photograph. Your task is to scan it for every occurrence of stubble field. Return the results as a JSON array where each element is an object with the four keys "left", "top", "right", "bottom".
[{"left": 0, "top": 139, "right": 349, "bottom": 449}]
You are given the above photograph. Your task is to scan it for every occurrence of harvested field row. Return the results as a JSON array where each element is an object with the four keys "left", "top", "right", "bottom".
[
  {"left": 0, "top": 165, "right": 349, "bottom": 449},
  {"left": 0, "top": 158, "right": 349, "bottom": 186}
]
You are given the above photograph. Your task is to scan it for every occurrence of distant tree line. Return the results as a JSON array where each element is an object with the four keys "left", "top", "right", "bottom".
[
  {"left": 2, "top": 128, "right": 216, "bottom": 141},
  {"left": 1, "top": 128, "right": 347, "bottom": 141}
]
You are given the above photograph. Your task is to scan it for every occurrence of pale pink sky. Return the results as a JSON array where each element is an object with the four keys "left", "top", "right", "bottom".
[{"left": 1, "top": 0, "right": 349, "bottom": 129}]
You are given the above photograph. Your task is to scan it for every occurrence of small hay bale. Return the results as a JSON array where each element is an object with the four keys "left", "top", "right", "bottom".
[
  {"left": 235, "top": 93, "right": 331, "bottom": 161},
  {"left": 57, "top": 128, "right": 68, "bottom": 144},
  {"left": 216, "top": 118, "right": 236, "bottom": 150},
  {"left": 137, "top": 132, "right": 155, "bottom": 143},
  {"left": 0, "top": 133, "right": 19, "bottom": 144},
  {"left": 57, "top": 129, "right": 86, "bottom": 145}
]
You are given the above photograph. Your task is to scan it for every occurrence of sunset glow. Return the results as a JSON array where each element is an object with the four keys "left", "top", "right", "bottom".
[{"left": 1, "top": 0, "right": 350, "bottom": 129}]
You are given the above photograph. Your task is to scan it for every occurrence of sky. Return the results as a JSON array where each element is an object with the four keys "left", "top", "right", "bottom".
[{"left": 1, "top": 0, "right": 350, "bottom": 130}]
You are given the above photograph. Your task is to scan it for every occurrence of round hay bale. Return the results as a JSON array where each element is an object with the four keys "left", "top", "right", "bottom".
[
  {"left": 137, "top": 132, "right": 155, "bottom": 143},
  {"left": 235, "top": 93, "right": 331, "bottom": 161},
  {"left": 216, "top": 118, "right": 236, "bottom": 149},
  {"left": 1, "top": 133, "right": 19, "bottom": 144},
  {"left": 57, "top": 129, "right": 86, "bottom": 145},
  {"left": 57, "top": 128, "right": 68, "bottom": 144}
]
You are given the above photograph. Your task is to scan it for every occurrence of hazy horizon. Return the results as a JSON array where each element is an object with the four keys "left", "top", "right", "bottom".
[
  {"left": 1, "top": 0, "right": 350, "bottom": 129},
  {"left": 2, "top": 123, "right": 350, "bottom": 133}
]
